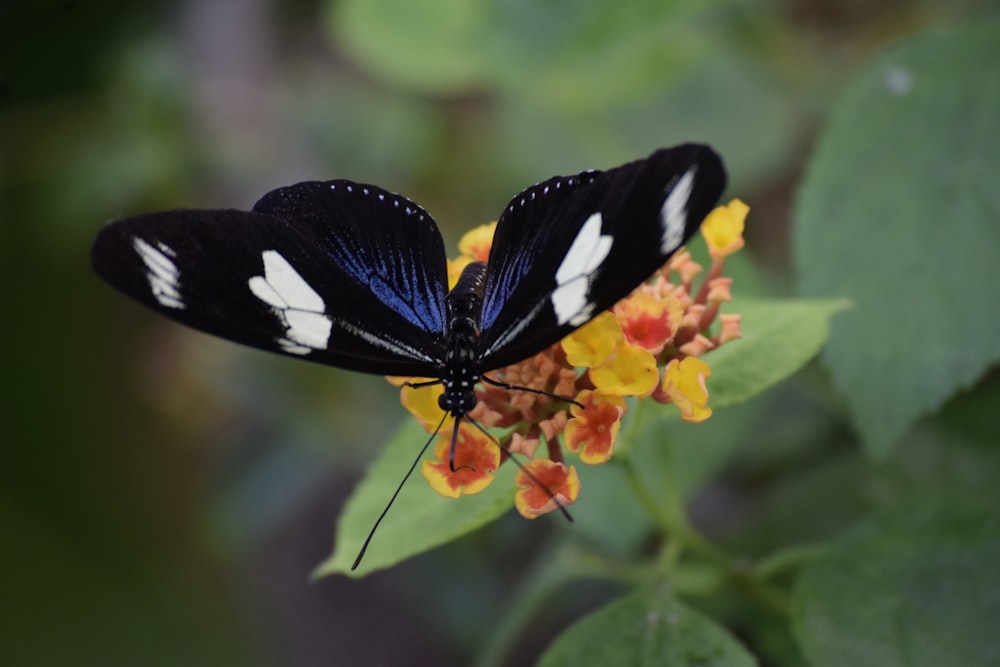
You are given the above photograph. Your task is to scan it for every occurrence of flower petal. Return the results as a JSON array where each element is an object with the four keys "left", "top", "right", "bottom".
[
  {"left": 614, "top": 292, "right": 683, "bottom": 355},
  {"left": 564, "top": 390, "right": 626, "bottom": 464},
  {"left": 590, "top": 344, "right": 659, "bottom": 397},
  {"left": 701, "top": 199, "right": 748, "bottom": 258},
  {"left": 421, "top": 426, "right": 500, "bottom": 497},
  {"left": 457, "top": 222, "right": 497, "bottom": 262},
  {"left": 514, "top": 459, "right": 580, "bottom": 518},
  {"left": 562, "top": 311, "right": 622, "bottom": 368},
  {"left": 661, "top": 356, "right": 713, "bottom": 422},
  {"left": 400, "top": 383, "right": 447, "bottom": 432},
  {"left": 718, "top": 313, "right": 743, "bottom": 344}
]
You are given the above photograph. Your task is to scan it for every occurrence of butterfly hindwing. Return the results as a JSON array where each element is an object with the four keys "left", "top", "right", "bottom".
[
  {"left": 476, "top": 144, "right": 726, "bottom": 369},
  {"left": 91, "top": 181, "right": 450, "bottom": 376}
]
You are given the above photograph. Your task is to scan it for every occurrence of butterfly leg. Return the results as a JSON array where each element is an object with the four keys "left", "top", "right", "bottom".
[{"left": 480, "top": 375, "right": 584, "bottom": 409}]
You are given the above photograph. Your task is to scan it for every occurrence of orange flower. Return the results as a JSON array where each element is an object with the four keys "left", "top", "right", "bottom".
[
  {"left": 564, "top": 390, "right": 626, "bottom": 464},
  {"left": 457, "top": 222, "right": 497, "bottom": 262},
  {"left": 421, "top": 426, "right": 500, "bottom": 497},
  {"left": 614, "top": 292, "right": 683, "bottom": 355},
  {"left": 514, "top": 459, "right": 580, "bottom": 518}
]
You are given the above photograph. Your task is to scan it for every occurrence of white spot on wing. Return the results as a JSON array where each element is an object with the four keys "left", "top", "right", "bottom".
[
  {"left": 133, "top": 237, "right": 184, "bottom": 309},
  {"left": 551, "top": 212, "right": 613, "bottom": 325},
  {"left": 248, "top": 250, "right": 331, "bottom": 355},
  {"left": 660, "top": 168, "right": 695, "bottom": 253}
]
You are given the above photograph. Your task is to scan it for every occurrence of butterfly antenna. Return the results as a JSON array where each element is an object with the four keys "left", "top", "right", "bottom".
[
  {"left": 351, "top": 410, "right": 450, "bottom": 571},
  {"left": 465, "top": 417, "right": 573, "bottom": 522}
]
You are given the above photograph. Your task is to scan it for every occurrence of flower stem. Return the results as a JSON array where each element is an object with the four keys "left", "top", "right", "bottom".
[
  {"left": 753, "top": 542, "right": 827, "bottom": 580},
  {"left": 616, "top": 403, "right": 796, "bottom": 614},
  {"left": 618, "top": 401, "right": 730, "bottom": 570},
  {"left": 473, "top": 543, "right": 648, "bottom": 667}
]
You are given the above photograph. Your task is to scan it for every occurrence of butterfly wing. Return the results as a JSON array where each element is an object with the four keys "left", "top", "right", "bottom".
[
  {"left": 92, "top": 181, "right": 450, "bottom": 376},
  {"left": 477, "top": 144, "right": 727, "bottom": 369}
]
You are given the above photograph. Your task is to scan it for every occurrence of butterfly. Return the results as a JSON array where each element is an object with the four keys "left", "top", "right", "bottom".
[{"left": 92, "top": 143, "right": 726, "bottom": 565}]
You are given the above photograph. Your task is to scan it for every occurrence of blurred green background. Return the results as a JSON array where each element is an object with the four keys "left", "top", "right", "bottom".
[{"left": 3, "top": 1, "right": 997, "bottom": 665}]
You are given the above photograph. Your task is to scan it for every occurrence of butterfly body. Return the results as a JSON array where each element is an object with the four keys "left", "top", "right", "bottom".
[
  {"left": 440, "top": 260, "right": 488, "bottom": 416},
  {"left": 93, "top": 144, "right": 727, "bottom": 423}
]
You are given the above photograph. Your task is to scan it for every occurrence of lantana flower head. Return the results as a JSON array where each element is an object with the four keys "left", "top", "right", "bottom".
[{"left": 393, "top": 203, "right": 747, "bottom": 518}]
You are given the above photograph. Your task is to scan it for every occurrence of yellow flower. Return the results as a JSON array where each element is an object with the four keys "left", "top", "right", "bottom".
[
  {"left": 701, "top": 199, "right": 748, "bottom": 258},
  {"left": 457, "top": 222, "right": 497, "bottom": 262},
  {"left": 661, "top": 357, "right": 713, "bottom": 422},
  {"left": 447, "top": 256, "right": 475, "bottom": 290},
  {"left": 561, "top": 311, "right": 622, "bottom": 367},
  {"left": 400, "top": 383, "right": 446, "bottom": 432},
  {"left": 590, "top": 344, "right": 659, "bottom": 397}
]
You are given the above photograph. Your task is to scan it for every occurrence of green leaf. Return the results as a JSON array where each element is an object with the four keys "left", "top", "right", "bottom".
[
  {"left": 616, "top": 298, "right": 844, "bottom": 506},
  {"left": 609, "top": 52, "right": 805, "bottom": 186},
  {"left": 708, "top": 298, "right": 849, "bottom": 409},
  {"left": 793, "top": 499, "right": 1000, "bottom": 667},
  {"left": 794, "top": 21, "right": 1000, "bottom": 457},
  {"left": 537, "top": 587, "right": 757, "bottom": 667},
  {"left": 633, "top": 399, "right": 766, "bottom": 502},
  {"left": 487, "top": 1, "right": 727, "bottom": 112},
  {"left": 329, "top": 0, "right": 490, "bottom": 94},
  {"left": 315, "top": 420, "right": 516, "bottom": 577},
  {"left": 328, "top": 0, "right": 729, "bottom": 102},
  {"left": 569, "top": 457, "right": 655, "bottom": 555}
]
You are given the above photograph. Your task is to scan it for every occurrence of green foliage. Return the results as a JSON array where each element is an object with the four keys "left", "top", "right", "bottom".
[
  {"left": 794, "top": 499, "right": 1000, "bottom": 667},
  {"left": 329, "top": 0, "right": 799, "bottom": 189},
  {"left": 330, "top": 0, "right": 490, "bottom": 94},
  {"left": 537, "top": 587, "right": 758, "bottom": 667},
  {"left": 794, "top": 20, "right": 1000, "bottom": 458},
  {"left": 705, "top": 298, "right": 849, "bottom": 410},
  {"left": 316, "top": 420, "right": 517, "bottom": 576},
  {"left": 329, "top": 0, "right": 725, "bottom": 104}
]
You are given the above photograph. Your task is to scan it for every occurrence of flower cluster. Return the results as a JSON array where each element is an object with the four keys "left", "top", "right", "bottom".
[{"left": 394, "top": 200, "right": 749, "bottom": 518}]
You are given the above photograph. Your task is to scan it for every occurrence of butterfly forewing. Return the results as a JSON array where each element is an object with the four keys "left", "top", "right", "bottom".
[
  {"left": 476, "top": 144, "right": 726, "bottom": 370},
  {"left": 252, "top": 181, "right": 449, "bottom": 337},
  {"left": 91, "top": 181, "right": 450, "bottom": 377}
]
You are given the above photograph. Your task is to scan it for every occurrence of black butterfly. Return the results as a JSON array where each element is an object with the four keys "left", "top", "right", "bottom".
[{"left": 92, "top": 144, "right": 726, "bottom": 565}]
